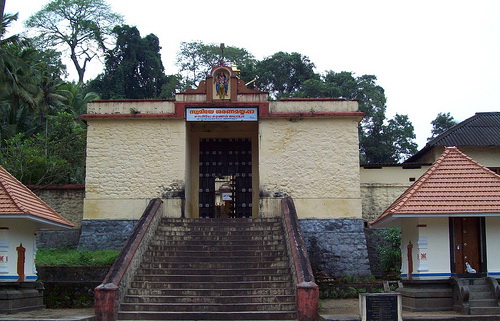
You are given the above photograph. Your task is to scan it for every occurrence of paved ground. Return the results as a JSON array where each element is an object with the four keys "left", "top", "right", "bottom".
[
  {"left": 0, "top": 299, "right": 493, "bottom": 321},
  {"left": 320, "top": 298, "right": 463, "bottom": 320},
  {"left": 0, "top": 308, "right": 95, "bottom": 321}
]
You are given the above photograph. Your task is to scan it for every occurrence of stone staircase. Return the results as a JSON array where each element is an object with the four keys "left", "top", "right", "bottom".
[
  {"left": 117, "top": 217, "right": 297, "bottom": 320},
  {"left": 455, "top": 277, "right": 500, "bottom": 315}
]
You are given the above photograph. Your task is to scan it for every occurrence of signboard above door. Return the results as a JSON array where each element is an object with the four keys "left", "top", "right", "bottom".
[{"left": 186, "top": 107, "right": 258, "bottom": 122}]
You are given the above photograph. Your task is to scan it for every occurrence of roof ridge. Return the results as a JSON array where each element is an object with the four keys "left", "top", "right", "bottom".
[
  {"left": 371, "top": 146, "right": 500, "bottom": 226},
  {"left": 427, "top": 114, "right": 477, "bottom": 146}
]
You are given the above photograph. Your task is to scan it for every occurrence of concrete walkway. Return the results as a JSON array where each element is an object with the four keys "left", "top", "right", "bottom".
[
  {"left": 320, "top": 298, "right": 500, "bottom": 321},
  {"left": 1, "top": 301, "right": 500, "bottom": 321},
  {"left": 0, "top": 308, "right": 95, "bottom": 321}
]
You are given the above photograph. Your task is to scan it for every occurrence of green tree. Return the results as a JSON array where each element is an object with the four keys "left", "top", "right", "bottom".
[
  {"left": 58, "top": 82, "right": 99, "bottom": 117},
  {"left": 0, "top": 15, "right": 42, "bottom": 143},
  {"left": 89, "top": 25, "right": 167, "bottom": 99},
  {"left": 296, "top": 71, "right": 417, "bottom": 163},
  {"left": 26, "top": 0, "right": 123, "bottom": 83},
  {"left": 428, "top": 112, "right": 457, "bottom": 141},
  {"left": 0, "top": 112, "right": 86, "bottom": 185},
  {"left": 377, "top": 228, "right": 402, "bottom": 277},
  {"left": 255, "top": 52, "right": 317, "bottom": 99},
  {"left": 176, "top": 41, "right": 255, "bottom": 88}
]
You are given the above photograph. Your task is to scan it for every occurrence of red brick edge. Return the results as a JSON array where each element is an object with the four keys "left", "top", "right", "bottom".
[{"left": 281, "top": 197, "right": 320, "bottom": 321}]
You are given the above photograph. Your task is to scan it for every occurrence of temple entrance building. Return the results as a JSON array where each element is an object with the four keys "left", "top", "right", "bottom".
[{"left": 80, "top": 65, "right": 371, "bottom": 277}]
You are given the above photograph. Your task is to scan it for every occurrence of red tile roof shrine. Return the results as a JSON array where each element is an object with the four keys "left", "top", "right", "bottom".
[
  {"left": 371, "top": 146, "right": 500, "bottom": 226},
  {"left": 0, "top": 167, "right": 74, "bottom": 228}
]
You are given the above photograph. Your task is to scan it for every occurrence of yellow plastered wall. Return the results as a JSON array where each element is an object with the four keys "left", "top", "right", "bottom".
[
  {"left": 401, "top": 217, "right": 451, "bottom": 279},
  {"left": 360, "top": 166, "right": 430, "bottom": 221},
  {"left": 83, "top": 118, "right": 186, "bottom": 220},
  {"left": 259, "top": 117, "right": 362, "bottom": 219},
  {"left": 486, "top": 217, "right": 500, "bottom": 276}
]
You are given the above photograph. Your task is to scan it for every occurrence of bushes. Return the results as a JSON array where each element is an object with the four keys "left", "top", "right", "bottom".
[
  {"left": 376, "top": 228, "right": 402, "bottom": 277},
  {"left": 36, "top": 248, "right": 119, "bottom": 266}
]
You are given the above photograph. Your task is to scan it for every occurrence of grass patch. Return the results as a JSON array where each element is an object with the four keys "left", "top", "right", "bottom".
[{"left": 36, "top": 248, "right": 120, "bottom": 266}]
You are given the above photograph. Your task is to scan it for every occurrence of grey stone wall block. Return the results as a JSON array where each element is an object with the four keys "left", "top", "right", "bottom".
[{"left": 300, "top": 218, "right": 371, "bottom": 277}]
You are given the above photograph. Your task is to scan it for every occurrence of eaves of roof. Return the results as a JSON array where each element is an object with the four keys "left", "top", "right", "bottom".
[
  {"left": 406, "top": 112, "right": 500, "bottom": 163},
  {"left": 0, "top": 167, "right": 74, "bottom": 228},
  {"left": 371, "top": 146, "right": 500, "bottom": 227}
]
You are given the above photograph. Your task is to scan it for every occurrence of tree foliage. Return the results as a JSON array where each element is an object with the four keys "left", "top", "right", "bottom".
[
  {"left": 0, "top": 112, "right": 86, "bottom": 184},
  {"left": 1, "top": 14, "right": 95, "bottom": 184},
  {"left": 428, "top": 112, "right": 457, "bottom": 141},
  {"left": 26, "top": 0, "right": 123, "bottom": 83},
  {"left": 294, "top": 71, "right": 417, "bottom": 163},
  {"left": 176, "top": 41, "right": 255, "bottom": 88},
  {"left": 89, "top": 25, "right": 168, "bottom": 99},
  {"left": 256, "top": 52, "right": 317, "bottom": 99}
]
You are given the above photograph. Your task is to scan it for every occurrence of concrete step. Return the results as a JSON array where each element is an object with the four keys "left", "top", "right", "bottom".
[
  {"left": 117, "top": 310, "right": 296, "bottom": 320},
  {"left": 145, "top": 249, "right": 288, "bottom": 258},
  {"left": 469, "top": 291, "right": 493, "bottom": 300},
  {"left": 120, "top": 302, "right": 296, "bottom": 312},
  {"left": 157, "top": 225, "right": 283, "bottom": 232},
  {"left": 469, "top": 284, "right": 490, "bottom": 292},
  {"left": 139, "top": 260, "right": 290, "bottom": 269},
  {"left": 118, "top": 217, "right": 295, "bottom": 320},
  {"left": 126, "top": 287, "right": 295, "bottom": 297},
  {"left": 154, "top": 233, "right": 283, "bottom": 242},
  {"left": 137, "top": 267, "right": 291, "bottom": 276},
  {"left": 160, "top": 218, "right": 281, "bottom": 224},
  {"left": 133, "top": 273, "right": 292, "bottom": 283},
  {"left": 155, "top": 230, "right": 282, "bottom": 241},
  {"left": 470, "top": 306, "right": 500, "bottom": 315},
  {"left": 129, "top": 280, "right": 293, "bottom": 290},
  {"left": 469, "top": 299, "right": 498, "bottom": 307},
  {"left": 123, "top": 294, "right": 295, "bottom": 304},
  {"left": 147, "top": 243, "right": 287, "bottom": 251},
  {"left": 142, "top": 255, "right": 287, "bottom": 264},
  {"left": 150, "top": 238, "right": 285, "bottom": 246}
]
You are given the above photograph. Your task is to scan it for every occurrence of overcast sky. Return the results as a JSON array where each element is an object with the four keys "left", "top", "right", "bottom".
[{"left": 5, "top": 0, "right": 500, "bottom": 149}]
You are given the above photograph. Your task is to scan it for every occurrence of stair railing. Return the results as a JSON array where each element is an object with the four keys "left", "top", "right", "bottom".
[
  {"left": 451, "top": 276, "right": 470, "bottom": 314},
  {"left": 486, "top": 277, "right": 500, "bottom": 306},
  {"left": 281, "top": 197, "right": 319, "bottom": 321},
  {"left": 94, "top": 198, "right": 163, "bottom": 321}
]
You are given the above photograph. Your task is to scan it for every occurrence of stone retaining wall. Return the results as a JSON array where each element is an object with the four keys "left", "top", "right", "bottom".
[{"left": 300, "top": 219, "right": 371, "bottom": 277}]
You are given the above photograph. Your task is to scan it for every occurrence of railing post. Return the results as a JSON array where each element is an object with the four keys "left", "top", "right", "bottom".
[
  {"left": 297, "top": 281, "right": 320, "bottom": 321},
  {"left": 281, "top": 197, "right": 319, "bottom": 321},
  {"left": 94, "top": 283, "right": 119, "bottom": 321}
]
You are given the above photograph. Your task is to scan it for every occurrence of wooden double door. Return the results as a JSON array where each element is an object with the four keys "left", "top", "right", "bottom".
[
  {"left": 198, "top": 138, "right": 253, "bottom": 218},
  {"left": 451, "top": 217, "right": 485, "bottom": 275}
]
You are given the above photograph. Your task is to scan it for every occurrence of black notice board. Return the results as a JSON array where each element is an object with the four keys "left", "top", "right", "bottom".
[{"left": 365, "top": 294, "right": 399, "bottom": 321}]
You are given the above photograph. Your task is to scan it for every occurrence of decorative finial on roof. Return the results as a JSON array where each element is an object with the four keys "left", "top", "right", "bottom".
[{"left": 219, "top": 43, "right": 225, "bottom": 66}]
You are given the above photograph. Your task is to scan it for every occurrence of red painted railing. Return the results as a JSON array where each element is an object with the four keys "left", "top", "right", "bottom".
[
  {"left": 94, "top": 198, "right": 163, "bottom": 321},
  {"left": 281, "top": 197, "right": 320, "bottom": 321}
]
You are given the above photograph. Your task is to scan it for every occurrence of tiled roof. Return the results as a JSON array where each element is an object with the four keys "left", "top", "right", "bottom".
[
  {"left": 406, "top": 112, "right": 500, "bottom": 163},
  {"left": 0, "top": 167, "right": 74, "bottom": 228},
  {"left": 371, "top": 147, "right": 500, "bottom": 226}
]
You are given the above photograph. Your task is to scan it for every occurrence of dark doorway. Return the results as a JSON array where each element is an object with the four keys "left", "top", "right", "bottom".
[
  {"left": 450, "top": 217, "right": 485, "bottom": 275},
  {"left": 198, "top": 138, "right": 253, "bottom": 218}
]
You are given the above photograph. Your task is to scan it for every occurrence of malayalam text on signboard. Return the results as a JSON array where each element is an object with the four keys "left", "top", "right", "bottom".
[{"left": 186, "top": 108, "right": 258, "bottom": 121}]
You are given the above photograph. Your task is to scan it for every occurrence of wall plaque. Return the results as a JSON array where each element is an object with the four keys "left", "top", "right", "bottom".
[{"left": 360, "top": 293, "right": 402, "bottom": 321}]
